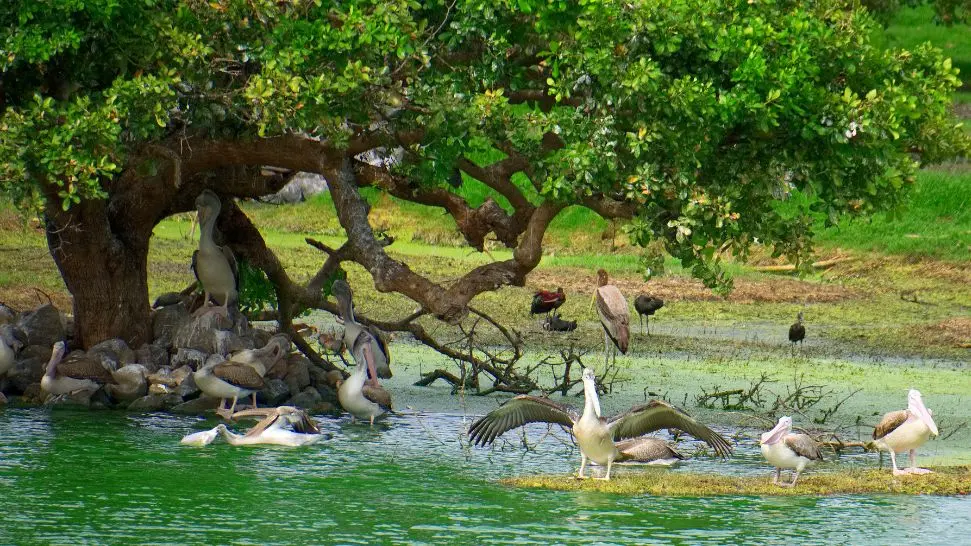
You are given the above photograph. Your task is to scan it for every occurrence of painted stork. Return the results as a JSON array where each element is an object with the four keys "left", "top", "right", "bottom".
[{"left": 593, "top": 269, "right": 630, "bottom": 366}]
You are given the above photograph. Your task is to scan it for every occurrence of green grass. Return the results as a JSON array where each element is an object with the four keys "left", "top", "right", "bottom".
[
  {"left": 816, "top": 170, "right": 971, "bottom": 261},
  {"left": 504, "top": 467, "right": 971, "bottom": 496}
]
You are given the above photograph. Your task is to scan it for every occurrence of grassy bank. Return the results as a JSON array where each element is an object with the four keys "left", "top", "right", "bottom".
[{"left": 504, "top": 467, "right": 971, "bottom": 496}]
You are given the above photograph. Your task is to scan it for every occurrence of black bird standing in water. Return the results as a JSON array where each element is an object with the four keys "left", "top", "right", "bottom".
[
  {"left": 634, "top": 294, "right": 664, "bottom": 335},
  {"left": 788, "top": 311, "right": 806, "bottom": 354}
]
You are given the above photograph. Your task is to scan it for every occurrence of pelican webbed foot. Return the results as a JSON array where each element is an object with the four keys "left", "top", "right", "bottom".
[
  {"left": 907, "top": 467, "right": 933, "bottom": 475},
  {"left": 892, "top": 467, "right": 911, "bottom": 476}
]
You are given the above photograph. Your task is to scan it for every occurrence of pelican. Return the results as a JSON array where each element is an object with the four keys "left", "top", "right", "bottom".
[
  {"left": 106, "top": 364, "right": 149, "bottom": 402},
  {"left": 193, "top": 358, "right": 265, "bottom": 419},
  {"left": 331, "top": 280, "right": 392, "bottom": 382},
  {"left": 613, "top": 437, "right": 684, "bottom": 466},
  {"left": 0, "top": 324, "right": 26, "bottom": 378},
  {"left": 469, "top": 367, "right": 732, "bottom": 480},
  {"left": 337, "top": 330, "right": 392, "bottom": 425},
  {"left": 760, "top": 416, "right": 823, "bottom": 487},
  {"left": 191, "top": 190, "right": 238, "bottom": 318},
  {"left": 593, "top": 269, "right": 630, "bottom": 366},
  {"left": 40, "top": 341, "right": 115, "bottom": 398},
  {"left": 227, "top": 333, "right": 289, "bottom": 407},
  {"left": 180, "top": 406, "right": 324, "bottom": 447},
  {"left": 872, "top": 389, "right": 939, "bottom": 475}
]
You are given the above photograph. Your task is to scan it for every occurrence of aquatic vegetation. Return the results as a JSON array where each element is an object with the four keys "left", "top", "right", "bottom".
[{"left": 506, "top": 466, "right": 971, "bottom": 496}]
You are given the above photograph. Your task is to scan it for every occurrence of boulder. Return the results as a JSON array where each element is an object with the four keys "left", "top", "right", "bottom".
[
  {"left": 152, "top": 304, "right": 190, "bottom": 347},
  {"left": 258, "top": 378, "right": 291, "bottom": 407},
  {"left": 285, "top": 386, "right": 322, "bottom": 409},
  {"left": 284, "top": 355, "right": 311, "bottom": 395},
  {"left": 135, "top": 343, "right": 169, "bottom": 372},
  {"left": 172, "top": 312, "right": 250, "bottom": 354},
  {"left": 262, "top": 172, "right": 329, "bottom": 204},
  {"left": 46, "top": 390, "right": 93, "bottom": 409},
  {"left": 88, "top": 338, "right": 135, "bottom": 367},
  {"left": 0, "top": 392, "right": 7, "bottom": 405},
  {"left": 170, "top": 348, "right": 207, "bottom": 371},
  {"left": 174, "top": 371, "right": 200, "bottom": 399},
  {"left": 21, "top": 383, "right": 44, "bottom": 405},
  {"left": 8, "top": 345, "right": 52, "bottom": 393},
  {"left": 127, "top": 393, "right": 183, "bottom": 412},
  {"left": 18, "top": 304, "right": 65, "bottom": 348},
  {"left": 170, "top": 396, "right": 222, "bottom": 415}
]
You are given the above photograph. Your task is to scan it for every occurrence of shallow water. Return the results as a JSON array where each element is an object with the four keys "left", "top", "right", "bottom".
[{"left": 1, "top": 407, "right": 968, "bottom": 545}]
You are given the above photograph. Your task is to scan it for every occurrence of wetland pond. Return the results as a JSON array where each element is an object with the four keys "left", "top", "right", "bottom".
[{"left": 1, "top": 347, "right": 969, "bottom": 545}]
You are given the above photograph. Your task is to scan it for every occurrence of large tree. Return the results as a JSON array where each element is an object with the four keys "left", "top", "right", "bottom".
[{"left": 1, "top": 0, "right": 966, "bottom": 350}]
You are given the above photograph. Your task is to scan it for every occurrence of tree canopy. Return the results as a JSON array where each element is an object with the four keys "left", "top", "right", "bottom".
[{"left": 0, "top": 0, "right": 967, "bottom": 348}]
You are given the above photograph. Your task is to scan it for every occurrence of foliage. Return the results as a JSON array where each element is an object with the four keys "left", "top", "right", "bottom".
[
  {"left": 235, "top": 257, "right": 277, "bottom": 315},
  {"left": 0, "top": 0, "right": 967, "bottom": 293},
  {"left": 863, "top": 0, "right": 971, "bottom": 25}
]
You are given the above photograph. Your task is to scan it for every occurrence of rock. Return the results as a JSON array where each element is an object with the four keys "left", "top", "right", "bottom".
[
  {"left": 106, "top": 364, "right": 149, "bottom": 402},
  {"left": 89, "top": 388, "right": 114, "bottom": 410},
  {"left": 18, "top": 304, "right": 65, "bottom": 348},
  {"left": 152, "top": 292, "right": 186, "bottom": 308},
  {"left": 170, "top": 396, "right": 221, "bottom": 415},
  {"left": 127, "top": 393, "right": 183, "bottom": 412},
  {"left": 47, "top": 390, "right": 93, "bottom": 409},
  {"left": 88, "top": 338, "right": 135, "bottom": 367},
  {"left": 152, "top": 304, "right": 190, "bottom": 347},
  {"left": 262, "top": 172, "right": 328, "bottom": 204},
  {"left": 135, "top": 343, "right": 169, "bottom": 372},
  {"left": 21, "top": 383, "right": 44, "bottom": 405},
  {"left": 285, "top": 386, "right": 322, "bottom": 409},
  {"left": 285, "top": 356, "right": 311, "bottom": 396},
  {"left": 213, "top": 330, "right": 249, "bottom": 355},
  {"left": 0, "top": 392, "right": 7, "bottom": 405},
  {"left": 171, "top": 311, "right": 251, "bottom": 354},
  {"left": 324, "top": 369, "right": 344, "bottom": 388},
  {"left": 170, "top": 348, "right": 207, "bottom": 371},
  {"left": 174, "top": 372, "right": 199, "bottom": 399},
  {"left": 8, "top": 345, "right": 52, "bottom": 393},
  {"left": 315, "top": 383, "right": 339, "bottom": 405},
  {"left": 249, "top": 328, "right": 272, "bottom": 348},
  {"left": 258, "top": 378, "right": 291, "bottom": 407}
]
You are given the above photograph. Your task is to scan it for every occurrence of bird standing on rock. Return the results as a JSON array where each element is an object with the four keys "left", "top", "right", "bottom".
[
  {"left": 634, "top": 294, "right": 664, "bottom": 335},
  {"left": 191, "top": 190, "right": 238, "bottom": 319},
  {"left": 531, "top": 287, "right": 566, "bottom": 320},
  {"left": 593, "top": 269, "right": 630, "bottom": 366}
]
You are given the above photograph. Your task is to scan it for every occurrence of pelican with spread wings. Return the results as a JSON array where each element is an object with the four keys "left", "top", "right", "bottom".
[
  {"left": 469, "top": 367, "right": 732, "bottom": 480},
  {"left": 180, "top": 406, "right": 324, "bottom": 447}
]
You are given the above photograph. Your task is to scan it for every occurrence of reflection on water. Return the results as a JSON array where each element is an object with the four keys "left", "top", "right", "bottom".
[{"left": 0, "top": 408, "right": 968, "bottom": 545}]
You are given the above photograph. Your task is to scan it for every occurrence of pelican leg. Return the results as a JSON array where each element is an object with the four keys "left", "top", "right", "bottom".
[
  {"left": 369, "top": 415, "right": 375, "bottom": 426},
  {"left": 778, "top": 471, "right": 800, "bottom": 488},
  {"left": 890, "top": 450, "right": 909, "bottom": 476},
  {"left": 194, "top": 292, "right": 215, "bottom": 317},
  {"left": 250, "top": 392, "right": 258, "bottom": 410},
  {"left": 595, "top": 459, "right": 613, "bottom": 481},
  {"left": 771, "top": 468, "right": 781, "bottom": 485},
  {"left": 217, "top": 396, "right": 238, "bottom": 420},
  {"left": 577, "top": 454, "right": 588, "bottom": 479},
  {"left": 907, "top": 449, "right": 933, "bottom": 475}
]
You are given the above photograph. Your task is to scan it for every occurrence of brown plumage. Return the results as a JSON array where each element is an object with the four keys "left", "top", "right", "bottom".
[
  {"left": 232, "top": 406, "right": 321, "bottom": 436},
  {"left": 615, "top": 437, "right": 684, "bottom": 463},
  {"left": 362, "top": 384, "right": 393, "bottom": 411},
  {"left": 873, "top": 410, "right": 909, "bottom": 440},
  {"left": 212, "top": 362, "right": 265, "bottom": 390},
  {"left": 784, "top": 434, "right": 824, "bottom": 461},
  {"left": 595, "top": 269, "right": 630, "bottom": 358},
  {"left": 607, "top": 400, "right": 733, "bottom": 457},
  {"left": 57, "top": 356, "right": 116, "bottom": 384}
]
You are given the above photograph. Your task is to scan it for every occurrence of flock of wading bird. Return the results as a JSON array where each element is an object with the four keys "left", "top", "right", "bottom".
[{"left": 112, "top": 191, "right": 938, "bottom": 484}]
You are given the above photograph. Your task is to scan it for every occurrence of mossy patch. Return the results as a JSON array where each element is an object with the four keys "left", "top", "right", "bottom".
[{"left": 503, "top": 466, "right": 971, "bottom": 496}]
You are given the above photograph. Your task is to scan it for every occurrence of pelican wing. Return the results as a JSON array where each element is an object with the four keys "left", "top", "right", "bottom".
[
  {"left": 607, "top": 400, "right": 733, "bottom": 457},
  {"left": 873, "top": 410, "right": 909, "bottom": 440},
  {"left": 784, "top": 433, "right": 823, "bottom": 461},
  {"left": 221, "top": 245, "right": 239, "bottom": 289},
  {"left": 364, "top": 324, "right": 393, "bottom": 379},
  {"left": 213, "top": 362, "right": 264, "bottom": 390},
  {"left": 362, "top": 384, "right": 393, "bottom": 411},
  {"left": 191, "top": 250, "right": 200, "bottom": 285},
  {"left": 58, "top": 358, "right": 115, "bottom": 383},
  {"left": 289, "top": 410, "right": 321, "bottom": 434},
  {"left": 469, "top": 396, "right": 578, "bottom": 447},
  {"left": 615, "top": 437, "right": 684, "bottom": 463}
]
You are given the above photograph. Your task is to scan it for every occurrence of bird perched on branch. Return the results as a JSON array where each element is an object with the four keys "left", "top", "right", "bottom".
[
  {"left": 872, "top": 389, "right": 939, "bottom": 476},
  {"left": 634, "top": 294, "right": 664, "bottom": 335},
  {"left": 469, "top": 367, "right": 732, "bottom": 480},
  {"left": 531, "top": 287, "right": 566, "bottom": 320},
  {"left": 760, "top": 416, "right": 823, "bottom": 487},
  {"left": 788, "top": 311, "right": 806, "bottom": 353},
  {"left": 593, "top": 269, "right": 629, "bottom": 365}
]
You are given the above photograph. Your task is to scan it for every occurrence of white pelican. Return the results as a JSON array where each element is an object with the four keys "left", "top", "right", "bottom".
[
  {"left": 226, "top": 333, "right": 289, "bottom": 408},
  {"left": 872, "top": 389, "right": 939, "bottom": 475},
  {"left": 337, "top": 330, "right": 392, "bottom": 425},
  {"left": 0, "top": 324, "right": 26, "bottom": 379},
  {"left": 180, "top": 406, "right": 324, "bottom": 447},
  {"left": 331, "top": 280, "right": 392, "bottom": 382},
  {"left": 40, "top": 341, "right": 115, "bottom": 398},
  {"left": 193, "top": 358, "right": 265, "bottom": 419},
  {"left": 593, "top": 270, "right": 629, "bottom": 366},
  {"left": 760, "top": 416, "right": 823, "bottom": 487},
  {"left": 191, "top": 190, "right": 238, "bottom": 318},
  {"left": 469, "top": 367, "right": 732, "bottom": 480}
]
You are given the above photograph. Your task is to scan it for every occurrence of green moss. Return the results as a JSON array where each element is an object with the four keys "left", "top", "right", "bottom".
[{"left": 504, "top": 467, "right": 971, "bottom": 496}]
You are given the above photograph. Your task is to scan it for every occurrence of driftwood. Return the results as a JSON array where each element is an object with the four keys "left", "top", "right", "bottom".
[{"left": 754, "top": 256, "right": 856, "bottom": 273}]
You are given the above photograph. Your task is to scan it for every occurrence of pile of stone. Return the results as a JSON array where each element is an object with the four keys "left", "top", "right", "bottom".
[{"left": 0, "top": 300, "right": 340, "bottom": 414}]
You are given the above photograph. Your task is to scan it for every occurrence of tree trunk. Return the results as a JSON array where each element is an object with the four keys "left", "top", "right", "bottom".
[{"left": 45, "top": 199, "right": 153, "bottom": 349}]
